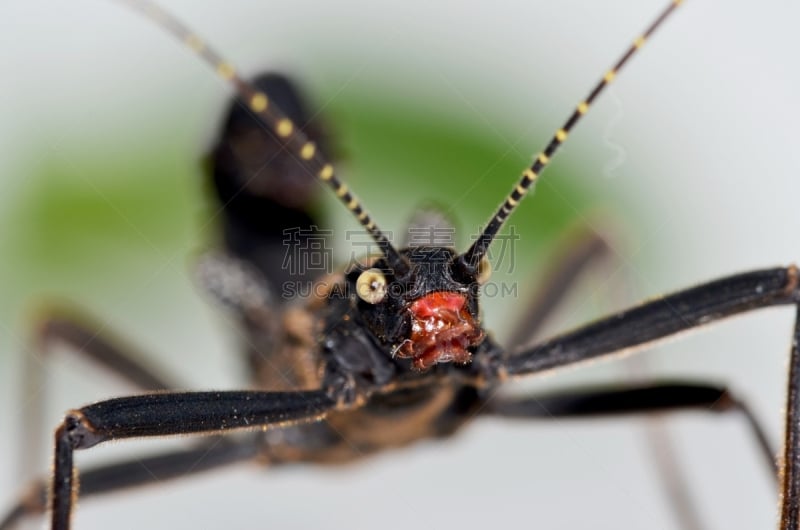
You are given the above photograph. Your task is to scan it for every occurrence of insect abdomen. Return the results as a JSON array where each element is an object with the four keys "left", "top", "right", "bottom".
[{"left": 208, "top": 72, "right": 329, "bottom": 293}]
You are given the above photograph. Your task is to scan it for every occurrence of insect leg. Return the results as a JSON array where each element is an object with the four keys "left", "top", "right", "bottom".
[
  {"left": 20, "top": 307, "right": 180, "bottom": 482},
  {"left": 484, "top": 381, "right": 772, "bottom": 530},
  {"left": 0, "top": 438, "right": 257, "bottom": 530},
  {"left": 782, "top": 309, "right": 800, "bottom": 530},
  {"left": 502, "top": 222, "right": 709, "bottom": 525},
  {"left": 480, "top": 265, "right": 800, "bottom": 527},
  {"left": 482, "top": 381, "right": 775, "bottom": 476},
  {"left": 48, "top": 389, "right": 338, "bottom": 530},
  {"left": 492, "top": 267, "right": 798, "bottom": 377},
  {"left": 28, "top": 306, "right": 178, "bottom": 391}
]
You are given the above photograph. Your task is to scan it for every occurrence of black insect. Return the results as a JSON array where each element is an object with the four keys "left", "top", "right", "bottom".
[{"left": 2, "top": 1, "right": 798, "bottom": 529}]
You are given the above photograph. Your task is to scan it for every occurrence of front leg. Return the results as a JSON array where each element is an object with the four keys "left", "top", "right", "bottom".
[
  {"left": 50, "top": 389, "right": 339, "bottom": 530},
  {"left": 490, "top": 267, "right": 798, "bottom": 377}
]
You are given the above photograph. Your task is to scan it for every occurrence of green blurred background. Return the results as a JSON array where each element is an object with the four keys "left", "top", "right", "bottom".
[{"left": 2, "top": 1, "right": 799, "bottom": 529}]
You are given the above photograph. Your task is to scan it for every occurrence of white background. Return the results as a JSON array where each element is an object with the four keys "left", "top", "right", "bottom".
[{"left": 1, "top": 1, "right": 800, "bottom": 529}]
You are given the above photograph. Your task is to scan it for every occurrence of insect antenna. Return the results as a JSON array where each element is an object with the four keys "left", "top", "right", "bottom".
[
  {"left": 114, "top": 0, "right": 410, "bottom": 276},
  {"left": 460, "top": 0, "right": 683, "bottom": 273}
]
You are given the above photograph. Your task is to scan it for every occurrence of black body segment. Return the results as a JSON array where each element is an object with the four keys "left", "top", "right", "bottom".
[{"left": 209, "top": 73, "right": 325, "bottom": 292}]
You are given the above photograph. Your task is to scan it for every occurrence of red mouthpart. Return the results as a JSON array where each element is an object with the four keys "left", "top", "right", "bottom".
[{"left": 396, "top": 292, "right": 483, "bottom": 370}]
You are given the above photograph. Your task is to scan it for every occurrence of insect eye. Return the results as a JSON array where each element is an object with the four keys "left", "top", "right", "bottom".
[
  {"left": 476, "top": 256, "right": 492, "bottom": 285},
  {"left": 356, "top": 268, "right": 388, "bottom": 304}
]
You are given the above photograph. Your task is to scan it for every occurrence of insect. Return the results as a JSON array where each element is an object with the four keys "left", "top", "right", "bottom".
[{"left": 1, "top": 0, "right": 800, "bottom": 524}]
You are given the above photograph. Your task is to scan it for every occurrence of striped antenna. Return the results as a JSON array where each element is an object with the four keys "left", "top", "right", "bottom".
[
  {"left": 115, "top": 0, "right": 410, "bottom": 276},
  {"left": 462, "top": 0, "right": 684, "bottom": 271}
]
